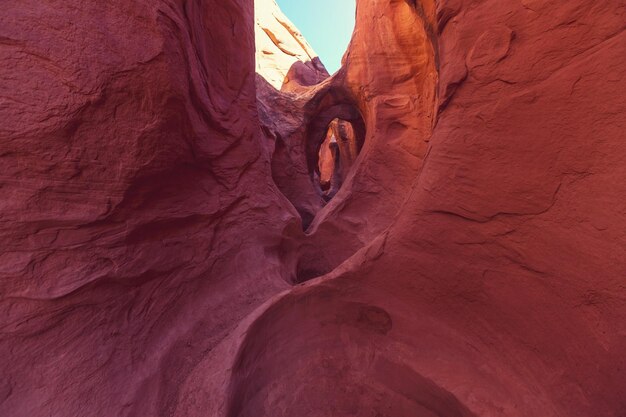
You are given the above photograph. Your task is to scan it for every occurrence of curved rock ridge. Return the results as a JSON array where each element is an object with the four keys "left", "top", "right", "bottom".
[{"left": 1, "top": 0, "right": 625, "bottom": 416}]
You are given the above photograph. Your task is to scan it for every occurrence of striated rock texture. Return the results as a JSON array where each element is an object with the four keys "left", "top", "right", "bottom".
[
  {"left": 0, "top": 1, "right": 296, "bottom": 415},
  {"left": 255, "top": 0, "right": 329, "bottom": 90},
  {"left": 1, "top": 0, "right": 625, "bottom": 417}
]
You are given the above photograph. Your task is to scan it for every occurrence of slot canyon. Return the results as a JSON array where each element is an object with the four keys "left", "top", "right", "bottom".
[{"left": 0, "top": 0, "right": 625, "bottom": 416}]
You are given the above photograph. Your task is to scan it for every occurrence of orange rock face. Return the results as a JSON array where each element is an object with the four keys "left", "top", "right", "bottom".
[{"left": 1, "top": 0, "right": 625, "bottom": 416}]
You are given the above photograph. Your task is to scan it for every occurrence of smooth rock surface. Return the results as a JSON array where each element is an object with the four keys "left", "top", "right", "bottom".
[{"left": 1, "top": 0, "right": 625, "bottom": 416}]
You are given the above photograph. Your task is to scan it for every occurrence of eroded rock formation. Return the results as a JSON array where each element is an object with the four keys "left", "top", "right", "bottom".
[
  {"left": 1, "top": 0, "right": 625, "bottom": 416},
  {"left": 316, "top": 118, "right": 360, "bottom": 200},
  {"left": 255, "top": 0, "right": 328, "bottom": 90}
]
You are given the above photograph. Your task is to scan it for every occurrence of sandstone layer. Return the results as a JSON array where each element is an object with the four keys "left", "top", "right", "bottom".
[
  {"left": 255, "top": 0, "right": 328, "bottom": 90},
  {"left": 1, "top": 0, "right": 625, "bottom": 416}
]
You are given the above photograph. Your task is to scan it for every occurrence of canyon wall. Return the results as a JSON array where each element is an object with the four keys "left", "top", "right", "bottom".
[
  {"left": 232, "top": 1, "right": 626, "bottom": 416},
  {"left": 0, "top": 0, "right": 295, "bottom": 415},
  {"left": 1, "top": 0, "right": 625, "bottom": 416}
]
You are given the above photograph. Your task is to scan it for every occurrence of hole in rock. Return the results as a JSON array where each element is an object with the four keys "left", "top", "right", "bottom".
[
  {"left": 306, "top": 103, "right": 366, "bottom": 205},
  {"left": 315, "top": 118, "right": 360, "bottom": 201}
]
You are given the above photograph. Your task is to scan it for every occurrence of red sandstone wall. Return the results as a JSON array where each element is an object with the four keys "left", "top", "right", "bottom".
[
  {"left": 0, "top": 1, "right": 295, "bottom": 415},
  {"left": 1, "top": 0, "right": 624, "bottom": 416}
]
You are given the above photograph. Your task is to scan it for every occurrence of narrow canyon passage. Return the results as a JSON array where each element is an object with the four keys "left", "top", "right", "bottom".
[
  {"left": 0, "top": 0, "right": 624, "bottom": 417},
  {"left": 236, "top": 0, "right": 626, "bottom": 415},
  {"left": 316, "top": 118, "right": 360, "bottom": 200}
]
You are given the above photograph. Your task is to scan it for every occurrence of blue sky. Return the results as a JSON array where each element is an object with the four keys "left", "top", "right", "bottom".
[{"left": 276, "top": 0, "right": 356, "bottom": 74}]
